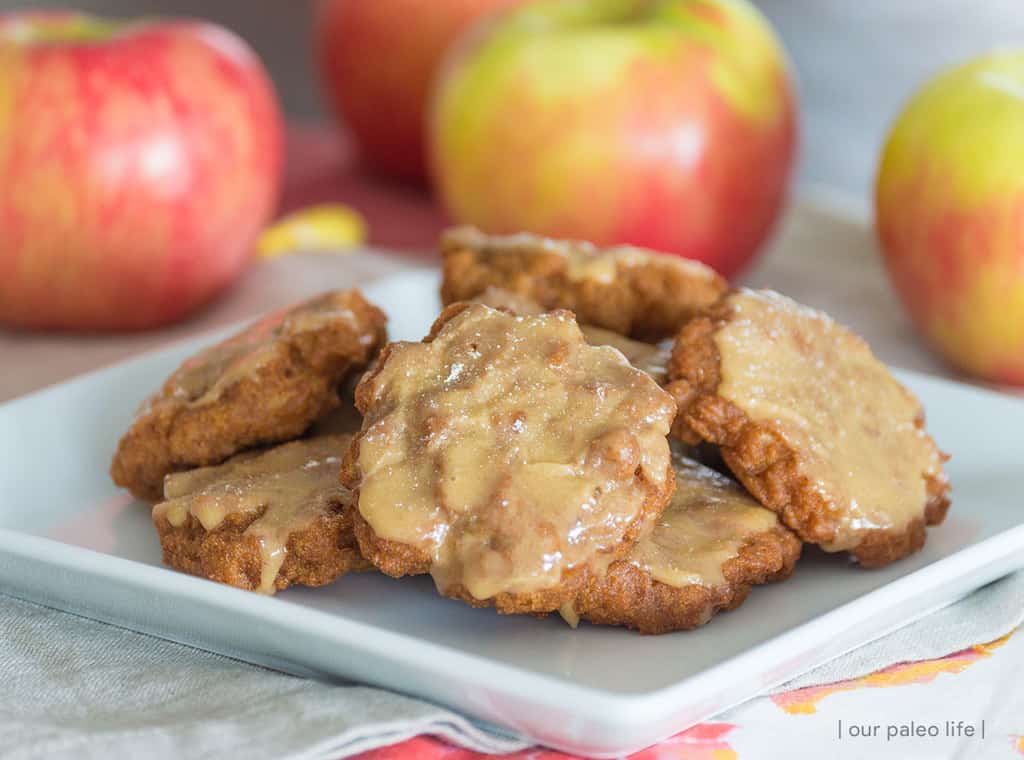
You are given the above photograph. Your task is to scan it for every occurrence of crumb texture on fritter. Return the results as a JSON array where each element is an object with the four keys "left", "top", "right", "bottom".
[
  {"left": 342, "top": 302, "right": 678, "bottom": 614},
  {"left": 111, "top": 289, "right": 387, "bottom": 502},
  {"left": 441, "top": 226, "right": 727, "bottom": 340},
  {"left": 153, "top": 433, "right": 368, "bottom": 593},
  {"left": 472, "top": 286, "right": 671, "bottom": 384},
  {"left": 570, "top": 451, "right": 801, "bottom": 633},
  {"left": 667, "top": 288, "right": 950, "bottom": 566}
]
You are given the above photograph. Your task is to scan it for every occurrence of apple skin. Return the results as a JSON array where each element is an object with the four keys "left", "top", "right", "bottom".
[
  {"left": 429, "top": 0, "right": 796, "bottom": 278},
  {"left": 876, "top": 53, "right": 1024, "bottom": 385},
  {"left": 0, "top": 13, "right": 282, "bottom": 331},
  {"left": 316, "top": 0, "right": 522, "bottom": 182}
]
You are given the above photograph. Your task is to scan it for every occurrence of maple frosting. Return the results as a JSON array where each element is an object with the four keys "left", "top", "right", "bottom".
[
  {"left": 352, "top": 304, "right": 677, "bottom": 600},
  {"left": 713, "top": 289, "right": 945, "bottom": 551},
  {"left": 155, "top": 434, "right": 353, "bottom": 593}
]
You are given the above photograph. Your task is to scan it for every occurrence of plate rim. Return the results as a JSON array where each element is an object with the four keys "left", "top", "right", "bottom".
[{"left": 4, "top": 518, "right": 1024, "bottom": 754}]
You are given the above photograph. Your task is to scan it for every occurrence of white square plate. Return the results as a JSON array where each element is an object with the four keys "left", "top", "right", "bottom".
[{"left": 2, "top": 269, "right": 1023, "bottom": 757}]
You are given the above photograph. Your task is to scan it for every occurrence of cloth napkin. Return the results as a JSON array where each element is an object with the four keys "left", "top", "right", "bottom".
[
  {"left": 0, "top": 592, "right": 529, "bottom": 759},
  {"left": 2, "top": 572, "right": 1022, "bottom": 760}
]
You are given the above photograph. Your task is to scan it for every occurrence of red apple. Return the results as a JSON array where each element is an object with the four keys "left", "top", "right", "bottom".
[
  {"left": 0, "top": 12, "right": 282, "bottom": 331},
  {"left": 316, "top": 0, "right": 522, "bottom": 182},
  {"left": 876, "top": 52, "right": 1024, "bottom": 385},
  {"left": 429, "top": 0, "right": 797, "bottom": 278}
]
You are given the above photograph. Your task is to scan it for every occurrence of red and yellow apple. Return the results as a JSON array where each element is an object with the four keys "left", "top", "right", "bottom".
[
  {"left": 429, "top": 0, "right": 797, "bottom": 277},
  {"left": 0, "top": 12, "right": 282, "bottom": 331},
  {"left": 876, "top": 53, "right": 1024, "bottom": 385},
  {"left": 316, "top": 0, "right": 522, "bottom": 182}
]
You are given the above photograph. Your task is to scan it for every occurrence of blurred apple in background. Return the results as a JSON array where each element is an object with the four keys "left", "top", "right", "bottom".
[
  {"left": 876, "top": 53, "right": 1024, "bottom": 385},
  {"left": 316, "top": 0, "right": 522, "bottom": 183},
  {"left": 429, "top": 0, "right": 796, "bottom": 277},
  {"left": 0, "top": 13, "right": 282, "bottom": 331}
]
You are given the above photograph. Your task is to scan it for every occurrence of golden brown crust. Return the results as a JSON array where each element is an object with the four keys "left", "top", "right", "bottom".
[
  {"left": 153, "top": 500, "right": 370, "bottom": 592},
  {"left": 112, "top": 290, "right": 387, "bottom": 502},
  {"left": 440, "top": 228, "right": 727, "bottom": 340},
  {"left": 665, "top": 301, "right": 951, "bottom": 568},
  {"left": 573, "top": 525, "right": 801, "bottom": 634},
  {"left": 341, "top": 302, "right": 677, "bottom": 615},
  {"left": 350, "top": 508, "right": 432, "bottom": 578}
]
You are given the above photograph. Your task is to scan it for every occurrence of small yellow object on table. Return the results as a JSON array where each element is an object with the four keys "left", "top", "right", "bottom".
[{"left": 258, "top": 204, "right": 368, "bottom": 258}]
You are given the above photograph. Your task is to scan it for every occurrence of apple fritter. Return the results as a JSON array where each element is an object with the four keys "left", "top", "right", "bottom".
[{"left": 111, "top": 289, "right": 387, "bottom": 501}]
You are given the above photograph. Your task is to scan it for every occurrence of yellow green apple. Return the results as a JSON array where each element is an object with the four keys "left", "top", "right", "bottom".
[
  {"left": 429, "top": 0, "right": 797, "bottom": 277},
  {"left": 876, "top": 52, "right": 1024, "bottom": 385}
]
